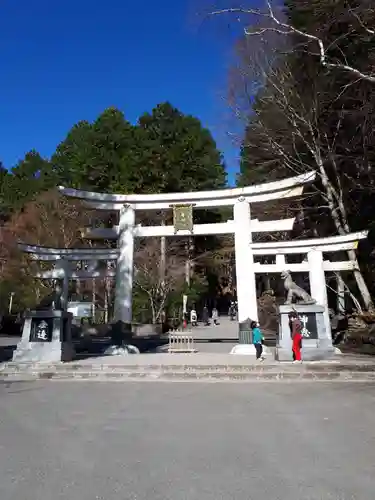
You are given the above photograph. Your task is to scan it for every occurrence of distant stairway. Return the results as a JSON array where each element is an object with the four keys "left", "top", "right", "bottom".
[{"left": 191, "top": 315, "right": 239, "bottom": 342}]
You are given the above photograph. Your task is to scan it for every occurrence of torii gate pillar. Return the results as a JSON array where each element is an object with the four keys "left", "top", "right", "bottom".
[
  {"left": 233, "top": 198, "right": 258, "bottom": 329},
  {"left": 113, "top": 204, "right": 135, "bottom": 326},
  {"left": 308, "top": 249, "right": 332, "bottom": 340}
]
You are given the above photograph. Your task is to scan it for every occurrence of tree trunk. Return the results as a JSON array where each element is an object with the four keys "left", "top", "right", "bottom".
[
  {"left": 189, "top": 236, "right": 195, "bottom": 280},
  {"left": 150, "top": 299, "right": 156, "bottom": 324},
  {"left": 92, "top": 278, "right": 96, "bottom": 322},
  {"left": 336, "top": 273, "right": 345, "bottom": 314},
  {"left": 185, "top": 259, "right": 190, "bottom": 286},
  {"left": 160, "top": 236, "right": 166, "bottom": 282},
  {"left": 185, "top": 238, "right": 193, "bottom": 286},
  {"left": 315, "top": 154, "right": 374, "bottom": 311},
  {"left": 104, "top": 278, "right": 109, "bottom": 324},
  {"left": 346, "top": 249, "right": 373, "bottom": 311},
  {"left": 160, "top": 214, "right": 166, "bottom": 321}
]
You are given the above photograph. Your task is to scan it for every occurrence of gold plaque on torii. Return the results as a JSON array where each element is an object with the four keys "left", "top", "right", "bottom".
[{"left": 171, "top": 204, "right": 194, "bottom": 234}]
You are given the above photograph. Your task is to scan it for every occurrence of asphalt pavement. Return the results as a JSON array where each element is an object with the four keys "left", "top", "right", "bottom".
[{"left": 0, "top": 381, "right": 374, "bottom": 499}]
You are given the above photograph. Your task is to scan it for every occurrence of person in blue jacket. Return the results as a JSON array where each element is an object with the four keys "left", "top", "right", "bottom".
[{"left": 251, "top": 320, "right": 265, "bottom": 361}]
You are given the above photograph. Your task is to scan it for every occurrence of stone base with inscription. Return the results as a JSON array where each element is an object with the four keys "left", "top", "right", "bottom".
[
  {"left": 12, "top": 310, "right": 75, "bottom": 363},
  {"left": 275, "top": 304, "right": 335, "bottom": 362}
]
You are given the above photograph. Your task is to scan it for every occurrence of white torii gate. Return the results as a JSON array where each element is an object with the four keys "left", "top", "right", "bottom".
[
  {"left": 17, "top": 170, "right": 369, "bottom": 341},
  {"left": 57, "top": 172, "right": 318, "bottom": 326},
  {"left": 20, "top": 169, "right": 362, "bottom": 334},
  {"left": 15, "top": 171, "right": 370, "bottom": 365}
]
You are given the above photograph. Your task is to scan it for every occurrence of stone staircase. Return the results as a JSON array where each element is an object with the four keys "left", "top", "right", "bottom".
[
  {"left": 185, "top": 316, "right": 277, "bottom": 352},
  {"left": 1, "top": 353, "right": 375, "bottom": 382},
  {"left": 170, "top": 316, "right": 239, "bottom": 354},
  {"left": 191, "top": 315, "right": 239, "bottom": 340}
]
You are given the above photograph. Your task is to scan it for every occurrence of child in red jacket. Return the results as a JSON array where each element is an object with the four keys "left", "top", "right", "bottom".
[{"left": 289, "top": 312, "right": 302, "bottom": 363}]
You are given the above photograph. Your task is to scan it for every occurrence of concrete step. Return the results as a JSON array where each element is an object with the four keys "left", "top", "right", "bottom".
[
  {"left": 1, "top": 370, "right": 375, "bottom": 382},
  {"left": 2, "top": 358, "right": 375, "bottom": 382}
]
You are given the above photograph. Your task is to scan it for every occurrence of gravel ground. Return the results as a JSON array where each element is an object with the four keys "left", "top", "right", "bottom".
[{"left": 0, "top": 381, "right": 374, "bottom": 500}]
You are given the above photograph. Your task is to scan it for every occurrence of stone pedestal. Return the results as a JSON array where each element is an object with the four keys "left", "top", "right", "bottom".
[
  {"left": 275, "top": 304, "right": 335, "bottom": 361},
  {"left": 12, "top": 310, "right": 75, "bottom": 363},
  {"left": 238, "top": 319, "right": 253, "bottom": 344},
  {"left": 109, "top": 320, "right": 133, "bottom": 347}
]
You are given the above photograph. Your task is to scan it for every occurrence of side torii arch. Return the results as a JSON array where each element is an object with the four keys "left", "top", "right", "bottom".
[{"left": 21, "top": 229, "right": 367, "bottom": 339}]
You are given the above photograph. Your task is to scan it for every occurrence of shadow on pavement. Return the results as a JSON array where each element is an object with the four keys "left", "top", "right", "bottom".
[
  {"left": 74, "top": 335, "right": 169, "bottom": 360},
  {"left": 0, "top": 334, "right": 169, "bottom": 363},
  {"left": 0, "top": 343, "right": 17, "bottom": 362}
]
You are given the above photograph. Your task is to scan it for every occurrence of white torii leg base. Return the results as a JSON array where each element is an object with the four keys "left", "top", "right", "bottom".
[{"left": 230, "top": 344, "right": 271, "bottom": 356}]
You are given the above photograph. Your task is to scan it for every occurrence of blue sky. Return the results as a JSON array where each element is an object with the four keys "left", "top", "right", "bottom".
[{"left": 0, "top": 0, "right": 246, "bottom": 185}]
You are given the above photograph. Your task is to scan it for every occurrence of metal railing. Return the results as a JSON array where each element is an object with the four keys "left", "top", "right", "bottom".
[{"left": 168, "top": 330, "right": 197, "bottom": 353}]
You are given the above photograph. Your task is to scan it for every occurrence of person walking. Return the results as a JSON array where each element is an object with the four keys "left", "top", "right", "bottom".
[
  {"left": 289, "top": 311, "right": 302, "bottom": 363},
  {"left": 251, "top": 321, "right": 265, "bottom": 361},
  {"left": 212, "top": 307, "right": 219, "bottom": 326},
  {"left": 228, "top": 302, "right": 236, "bottom": 321},
  {"left": 202, "top": 306, "right": 210, "bottom": 326},
  {"left": 190, "top": 308, "right": 197, "bottom": 327}
]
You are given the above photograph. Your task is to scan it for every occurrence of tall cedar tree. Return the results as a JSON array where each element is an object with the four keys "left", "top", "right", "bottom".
[{"left": 1, "top": 103, "right": 227, "bottom": 312}]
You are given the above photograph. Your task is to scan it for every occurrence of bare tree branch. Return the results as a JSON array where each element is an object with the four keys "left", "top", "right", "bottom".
[
  {"left": 233, "top": 43, "right": 374, "bottom": 308},
  {"left": 133, "top": 238, "right": 187, "bottom": 324},
  {"left": 209, "top": 1, "right": 375, "bottom": 83},
  {"left": 350, "top": 8, "right": 375, "bottom": 36}
]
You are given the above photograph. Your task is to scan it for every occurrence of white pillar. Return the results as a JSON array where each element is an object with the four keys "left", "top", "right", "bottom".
[
  {"left": 275, "top": 254, "right": 286, "bottom": 268},
  {"left": 234, "top": 198, "right": 258, "bottom": 322},
  {"left": 114, "top": 204, "right": 135, "bottom": 324},
  {"left": 336, "top": 273, "right": 345, "bottom": 314},
  {"left": 307, "top": 249, "right": 331, "bottom": 337},
  {"left": 275, "top": 254, "right": 286, "bottom": 298},
  {"left": 55, "top": 259, "right": 69, "bottom": 311}
]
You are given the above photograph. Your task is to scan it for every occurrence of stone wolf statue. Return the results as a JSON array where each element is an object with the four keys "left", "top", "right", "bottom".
[{"left": 280, "top": 270, "right": 316, "bottom": 305}]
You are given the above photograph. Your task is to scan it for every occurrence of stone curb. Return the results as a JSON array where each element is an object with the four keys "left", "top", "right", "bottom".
[
  {"left": 1, "top": 369, "right": 375, "bottom": 382},
  {"left": 2, "top": 362, "right": 375, "bottom": 373}
]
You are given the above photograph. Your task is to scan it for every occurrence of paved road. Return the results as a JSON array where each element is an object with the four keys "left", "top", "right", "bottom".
[{"left": 0, "top": 381, "right": 374, "bottom": 500}]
